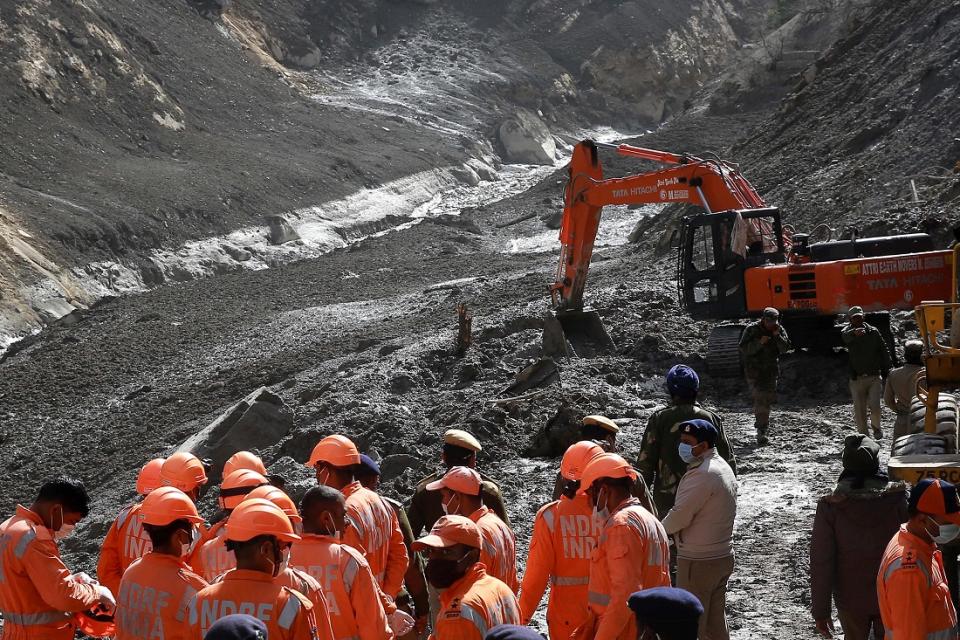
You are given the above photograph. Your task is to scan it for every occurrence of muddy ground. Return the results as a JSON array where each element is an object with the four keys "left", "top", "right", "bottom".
[{"left": 0, "top": 107, "right": 905, "bottom": 638}]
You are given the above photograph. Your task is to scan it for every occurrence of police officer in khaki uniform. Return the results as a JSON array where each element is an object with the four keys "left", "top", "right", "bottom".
[
  {"left": 551, "top": 415, "right": 658, "bottom": 517},
  {"left": 406, "top": 429, "right": 508, "bottom": 628}
]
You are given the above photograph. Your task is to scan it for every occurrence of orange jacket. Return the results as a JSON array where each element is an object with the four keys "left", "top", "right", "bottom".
[
  {"left": 289, "top": 533, "right": 392, "bottom": 640},
  {"left": 97, "top": 502, "right": 153, "bottom": 595},
  {"left": 468, "top": 506, "right": 518, "bottom": 593},
  {"left": 519, "top": 495, "right": 600, "bottom": 640},
  {"left": 877, "top": 525, "right": 959, "bottom": 640},
  {"left": 186, "top": 569, "right": 320, "bottom": 640},
  {"left": 341, "top": 482, "right": 408, "bottom": 598},
  {"left": 584, "top": 498, "right": 670, "bottom": 640},
  {"left": 0, "top": 505, "right": 100, "bottom": 640},
  {"left": 189, "top": 521, "right": 235, "bottom": 582},
  {"left": 431, "top": 563, "right": 520, "bottom": 640},
  {"left": 116, "top": 552, "right": 209, "bottom": 640}
]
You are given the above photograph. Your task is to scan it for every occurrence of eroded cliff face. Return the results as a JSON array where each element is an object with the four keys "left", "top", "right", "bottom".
[{"left": 0, "top": 0, "right": 779, "bottom": 348}]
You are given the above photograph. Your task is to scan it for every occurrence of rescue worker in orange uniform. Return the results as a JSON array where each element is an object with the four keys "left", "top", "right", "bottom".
[
  {"left": 519, "top": 441, "right": 604, "bottom": 639},
  {"left": 212, "top": 486, "right": 336, "bottom": 639},
  {"left": 96, "top": 458, "right": 166, "bottom": 595},
  {"left": 186, "top": 499, "right": 325, "bottom": 640},
  {"left": 308, "top": 435, "right": 408, "bottom": 599},
  {"left": 428, "top": 466, "right": 519, "bottom": 593},
  {"left": 115, "top": 487, "right": 208, "bottom": 640},
  {"left": 356, "top": 454, "right": 428, "bottom": 638},
  {"left": 289, "top": 485, "right": 394, "bottom": 640},
  {"left": 190, "top": 469, "right": 268, "bottom": 581},
  {"left": 575, "top": 453, "right": 671, "bottom": 640},
  {"left": 413, "top": 515, "right": 520, "bottom": 639},
  {"left": 0, "top": 477, "right": 116, "bottom": 640},
  {"left": 877, "top": 478, "right": 960, "bottom": 640}
]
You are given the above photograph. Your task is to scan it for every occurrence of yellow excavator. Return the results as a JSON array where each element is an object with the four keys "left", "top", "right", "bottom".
[{"left": 889, "top": 247, "right": 960, "bottom": 482}]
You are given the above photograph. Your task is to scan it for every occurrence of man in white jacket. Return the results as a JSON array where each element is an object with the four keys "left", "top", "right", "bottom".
[{"left": 662, "top": 419, "right": 739, "bottom": 640}]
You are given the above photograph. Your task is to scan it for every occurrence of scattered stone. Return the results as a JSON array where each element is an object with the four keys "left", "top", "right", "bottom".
[
  {"left": 266, "top": 214, "right": 300, "bottom": 245},
  {"left": 389, "top": 374, "right": 416, "bottom": 394},
  {"left": 451, "top": 164, "right": 481, "bottom": 187},
  {"left": 124, "top": 384, "right": 152, "bottom": 400},
  {"left": 223, "top": 243, "right": 253, "bottom": 262},
  {"left": 177, "top": 387, "right": 294, "bottom": 481},
  {"left": 498, "top": 109, "right": 557, "bottom": 165}
]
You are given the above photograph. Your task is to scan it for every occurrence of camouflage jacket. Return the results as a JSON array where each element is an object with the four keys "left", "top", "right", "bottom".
[
  {"left": 739, "top": 320, "right": 791, "bottom": 385},
  {"left": 636, "top": 402, "right": 737, "bottom": 516}
]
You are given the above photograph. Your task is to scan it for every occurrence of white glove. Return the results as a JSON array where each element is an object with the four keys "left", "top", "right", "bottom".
[
  {"left": 388, "top": 609, "right": 415, "bottom": 636},
  {"left": 72, "top": 572, "right": 96, "bottom": 585},
  {"left": 96, "top": 585, "right": 117, "bottom": 614}
]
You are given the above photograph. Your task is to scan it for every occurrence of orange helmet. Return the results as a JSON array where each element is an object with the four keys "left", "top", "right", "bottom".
[
  {"left": 560, "top": 441, "right": 605, "bottom": 481},
  {"left": 225, "top": 498, "right": 300, "bottom": 543},
  {"left": 223, "top": 451, "right": 268, "bottom": 478},
  {"left": 136, "top": 458, "right": 166, "bottom": 496},
  {"left": 160, "top": 452, "right": 208, "bottom": 492},
  {"left": 140, "top": 487, "right": 205, "bottom": 526},
  {"left": 73, "top": 606, "right": 115, "bottom": 638},
  {"left": 307, "top": 434, "right": 360, "bottom": 468},
  {"left": 246, "top": 485, "right": 302, "bottom": 523},
  {"left": 219, "top": 469, "right": 269, "bottom": 511},
  {"left": 578, "top": 453, "right": 638, "bottom": 494}
]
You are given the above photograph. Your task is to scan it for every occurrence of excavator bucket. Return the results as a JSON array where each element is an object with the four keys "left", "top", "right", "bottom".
[{"left": 543, "top": 310, "right": 616, "bottom": 358}]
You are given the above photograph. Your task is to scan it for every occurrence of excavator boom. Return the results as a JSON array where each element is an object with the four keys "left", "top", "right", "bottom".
[{"left": 551, "top": 140, "right": 766, "bottom": 311}]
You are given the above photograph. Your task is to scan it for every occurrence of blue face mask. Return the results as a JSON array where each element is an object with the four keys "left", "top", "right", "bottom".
[{"left": 678, "top": 443, "right": 697, "bottom": 463}]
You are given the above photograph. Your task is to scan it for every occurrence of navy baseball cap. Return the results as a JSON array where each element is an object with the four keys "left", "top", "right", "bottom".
[
  {"left": 628, "top": 587, "right": 703, "bottom": 640},
  {"left": 204, "top": 615, "right": 267, "bottom": 640},
  {"left": 357, "top": 454, "right": 381, "bottom": 477},
  {"left": 910, "top": 478, "right": 960, "bottom": 524},
  {"left": 666, "top": 365, "right": 700, "bottom": 396},
  {"left": 484, "top": 625, "right": 545, "bottom": 640},
  {"left": 679, "top": 419, "right": 718, "bottom": 447}
]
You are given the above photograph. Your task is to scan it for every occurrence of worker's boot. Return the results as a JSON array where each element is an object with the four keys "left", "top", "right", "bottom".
[{"left": 756, "top": 422, "right": 769, "bottom": 446}]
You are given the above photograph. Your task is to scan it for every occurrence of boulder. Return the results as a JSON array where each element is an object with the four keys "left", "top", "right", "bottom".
[
  {"left": 266, "top": 214, "right": 299, "bottom": 245},
  {"left": 466, "top": 158, "right": 498, "bottom": 182},
  {"left": 451, "top": 164, "right": 481, "bottom": 187},
  {"left": 498, "top": 110, "right": 556, "bottom": 165},
  {"left": 177, "top": 386, "right": 294, "bottom": 481}
]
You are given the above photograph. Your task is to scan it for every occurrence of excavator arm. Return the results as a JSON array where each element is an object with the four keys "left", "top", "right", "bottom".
[{"left": 550, "top": 140, "right": 767, "bottom": 311}]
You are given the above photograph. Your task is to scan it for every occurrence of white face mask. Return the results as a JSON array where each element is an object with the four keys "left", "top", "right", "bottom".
[
  {"left": 179, "top": 527, "right": 197, "bottom": 557},
  {"left": 317, "top": 468, "right": 331, "bottom": 487},
  {"left": 928, "top": 517, "right": 960, "bottom": 544},
  {"left": 678, "top": 443, "right": 697, "bottom": 463},
  {"left": 278, "top": 546, "right": 291, "bottom": 575},
  {"left": 441, "top": 495, "right": 460, "bottom": 516},
  {"left": 54, "top": 523, "right": 76, "bottom": 541},
  {"left": 592, "top": 488, "right": 610, "bottom": 522}
]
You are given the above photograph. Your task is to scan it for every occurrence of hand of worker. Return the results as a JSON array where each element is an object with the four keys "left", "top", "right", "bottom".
[
  {"left": 814, "top": 618, "right": 834, "bottom": 638},
  {"left": 72, "top": 572, "right": 96, "bottom": 585},
  {"left": 388, "top": 609, "right": 415, "bottom": 636},
  {"left": 96, "top": 585, "right": 117, "bottom": 615}
]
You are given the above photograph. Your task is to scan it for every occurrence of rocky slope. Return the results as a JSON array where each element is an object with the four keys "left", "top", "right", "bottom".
[{"left": 0, "top": 0, "right": 772, "bottom": 348}]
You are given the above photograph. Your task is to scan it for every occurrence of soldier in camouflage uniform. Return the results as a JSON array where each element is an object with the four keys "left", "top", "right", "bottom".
[
  {"left": 637, "top": 364, "right": 737, "bottom": 517},
  {"left": 739, "top": 307, "right": 792, "bottom": 445}
]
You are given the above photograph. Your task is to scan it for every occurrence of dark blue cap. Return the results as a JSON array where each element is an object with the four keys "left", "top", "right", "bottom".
[
  {"left": 666, "top": 365, "right": 700, "bottom": 396},
  {"left": 628, "top": 587, "right": 703, "bottom": 639},
  {"left": 204, "top": 615, "right": 267, "bottom": 640},
  {"left": 484, "top": 624, "right": 545, "bottom": 640},
  {"left": 357, "top": 454, "right": 381, "bottom": 477},
  {"left": 680, "top": 419, "right": 718, "bottom": 447}
]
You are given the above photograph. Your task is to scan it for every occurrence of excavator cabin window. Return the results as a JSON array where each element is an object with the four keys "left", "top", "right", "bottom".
[{"left": 677, "top": 207, "right": 785, "bottom": 321}]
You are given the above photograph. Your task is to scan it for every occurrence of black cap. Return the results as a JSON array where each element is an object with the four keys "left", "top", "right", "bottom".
[
  {"left": 484, "top": 625, "right": 545, "bottom": 639},
  {"left": 628, "top": 587, "right": 703, "bottom": 640},
  {"left": 204, "top": 615, "right": 267, "bottom": 640}
]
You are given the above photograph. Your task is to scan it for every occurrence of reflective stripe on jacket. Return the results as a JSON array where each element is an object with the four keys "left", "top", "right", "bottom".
[
  {"left": 341, "top": 483, "right": 408, "bottom": 598},
  {"left": 97, "top": 503, "right": 152, "bottom": 595},
  {"left": 586, "top": 499, "right": 671, "bottom": 640},
  {"left": 430, "top": 564, "right": 520, "bottom": 640},
  {"left": 289, "top": 534, "right": 391, "bottom": 640},
  {"left": 519, "top": 495, "right": 600, "bottom": 640},
  {"left": 0, "top": 506, "right": 99, "bottom": 640},
  {"left": 877, "top": 525, "right": 959, "bottom": 640}
]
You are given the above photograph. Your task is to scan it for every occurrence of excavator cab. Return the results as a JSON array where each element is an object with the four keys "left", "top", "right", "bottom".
[{"left": 677, "top": 207, "right": 786, "bottom": 320}]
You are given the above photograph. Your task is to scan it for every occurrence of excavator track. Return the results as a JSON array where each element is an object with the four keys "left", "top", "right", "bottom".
[{"left": 707, "top": 325, "right": 745, "bottom": 377}]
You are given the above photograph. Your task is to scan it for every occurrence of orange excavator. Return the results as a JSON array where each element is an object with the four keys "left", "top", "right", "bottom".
[{"left": 547, "top": 139, "right": 955, "bottom": 373}]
